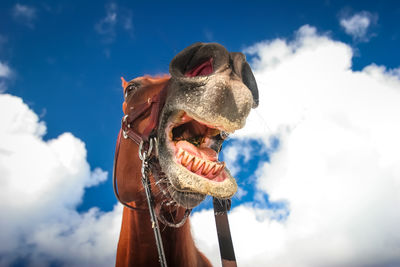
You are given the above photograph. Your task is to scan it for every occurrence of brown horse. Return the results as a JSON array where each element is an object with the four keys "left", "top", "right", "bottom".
[{"left": 114, "top": 43, "right": 258, "bottom": 266}]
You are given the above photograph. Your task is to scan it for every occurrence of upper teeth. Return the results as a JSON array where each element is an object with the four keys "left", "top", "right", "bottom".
[{"left": 176, "top": 148, "right": 225, "bottom": 177}]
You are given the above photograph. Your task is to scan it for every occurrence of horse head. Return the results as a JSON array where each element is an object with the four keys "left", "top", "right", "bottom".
[{"left": 115, "top": 42, "right": 258, "bottom": 221}]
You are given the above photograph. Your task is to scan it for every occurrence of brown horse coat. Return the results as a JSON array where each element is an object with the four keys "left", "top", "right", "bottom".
[{"left": 115, "top": 76, "right": 212, "bottom": 267}]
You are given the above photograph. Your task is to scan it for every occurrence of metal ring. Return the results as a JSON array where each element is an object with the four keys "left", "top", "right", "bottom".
[
  {"left": 122, "top": 114, "right": 129, "bottom": 124},
  {"left": 157, "top": 206, "right": 191, "bottom": 228},
  {"left": 122, "top": 115, "right": 129, "bottom": 139},
  {"left": 139, "top": 139, "right": 154, "bottom": 161},
  {"left": 138, "top": 141, "right": 145, "bottom": 160},
  {"left": 153, "top": 137, "right": 159, "bottom": 157},
  {"left": 220, "top": 131, "right": 229, "bottom": 140}
]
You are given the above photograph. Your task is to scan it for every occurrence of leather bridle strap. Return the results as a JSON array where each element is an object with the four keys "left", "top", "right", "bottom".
[
  {"left": 122, "top": 83, "right": 168, "bottom": 144},
  {"left": 112, "top": 129, "right": 147, "bottom": 211},
  {"left": 213, "top": 197, "right": 237, "bottom": 267},
  {"left": 113, "top": 83, "right": 168, "bottom": 211}
]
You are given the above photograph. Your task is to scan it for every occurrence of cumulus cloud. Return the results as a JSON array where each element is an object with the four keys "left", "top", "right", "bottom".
[
  {"left": 0, "top": 94, "right": 122, "bottom": 266},
  {"left": 339, "top": 11, "right": 377, "bottom": 42},
  {"left": 191, "top": 25, "right": 400, "bottom": 266},
  {"left": 0, "top": 62, "right": 12, "bottom": 78},
  {"left": 0, "top": 61, "right": 12, "bottom": 92},
  {"left": 95, "top": 3, "right": 133, "bottom": 43},
  {"left": 222, "top": 140, "right": 253, "bottom": 177},
  {"left": 12, "top": 4, "right": 37, "bottom": 28},
  {"left": 2, "top": 23, "right": 400, "bottom": 267}
]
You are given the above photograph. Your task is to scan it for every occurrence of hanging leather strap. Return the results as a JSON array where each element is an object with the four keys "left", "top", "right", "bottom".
[
  {"left": 213, "top": 197, "right": 237, "bottom": 267},
  {"left": 113, "top": 129, "right": 147, "bottom": 211}
]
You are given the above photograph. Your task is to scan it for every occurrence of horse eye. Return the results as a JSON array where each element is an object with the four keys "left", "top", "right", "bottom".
[{"left": 125, "top": 83, "right": 139, "bottom": 98}]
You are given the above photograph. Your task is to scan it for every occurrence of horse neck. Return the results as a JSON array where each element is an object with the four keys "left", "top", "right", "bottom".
[
  {"left": 116, "top": 206, "right": 210, "bottom": 267},
  {"left": 115, "top": 142, "right": 211, "bottom": 267}
]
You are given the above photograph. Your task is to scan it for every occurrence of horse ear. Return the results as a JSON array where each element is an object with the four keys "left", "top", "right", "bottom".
[{"left": 121, "top": 77, "right": 128, "bottom": 90}]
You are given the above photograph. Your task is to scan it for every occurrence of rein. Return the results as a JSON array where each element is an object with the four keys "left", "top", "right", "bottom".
[
  {"left": 113, "top": 82, "right": 237, "bottom": 267},
  {"left": 113, "top": 84, "right": 170, "bottom": 267}
]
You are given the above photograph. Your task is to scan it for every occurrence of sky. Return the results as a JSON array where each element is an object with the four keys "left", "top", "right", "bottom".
[{"left": 1, "top": 1, "right": 400, "bottom": 266}]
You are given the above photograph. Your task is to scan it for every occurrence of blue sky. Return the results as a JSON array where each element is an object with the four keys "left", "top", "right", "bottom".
[{"left": 1, "top": 1, "right": 400, "bottom": 266}]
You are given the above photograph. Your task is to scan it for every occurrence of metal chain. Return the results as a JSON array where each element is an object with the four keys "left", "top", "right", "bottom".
[
  {"left": 157, "top": 203, "right": 191, "bottom": 228},
  {"left": 139, "top": 139, "right": 168, "bottom": 267}
]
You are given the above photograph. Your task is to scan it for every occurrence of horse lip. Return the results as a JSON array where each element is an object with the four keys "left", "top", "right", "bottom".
[{"left": 168, "top": 110, "right": 234, "bottom": 135}]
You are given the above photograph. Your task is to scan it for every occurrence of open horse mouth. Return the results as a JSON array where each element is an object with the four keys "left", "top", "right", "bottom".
[
  {"left": 157, "top": 108, "right": 238, "bottom": 209},
  {"left": 167, "top": 111, "right": 228, "bottom": 182}
]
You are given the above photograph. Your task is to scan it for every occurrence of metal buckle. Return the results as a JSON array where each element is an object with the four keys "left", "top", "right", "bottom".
[
  {"left": 138, "top": 138, "right": 154, "bottom": 161},
  {"left": 122, "top": 115, "right": 130, "bottom": 139}
]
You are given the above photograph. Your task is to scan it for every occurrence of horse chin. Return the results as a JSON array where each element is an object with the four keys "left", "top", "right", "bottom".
[{"left": 157, "top": 110, "right": 238, "bottom": 209}]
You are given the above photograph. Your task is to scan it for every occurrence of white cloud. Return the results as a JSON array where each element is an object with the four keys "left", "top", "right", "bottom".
[
  {"left": 95, "top": 3, "right": 117, "bottom": 38},
  {"left": 222, "top": 139, "right": 254, "bottom": 176},
  {"left": 2, "top": 23, "right": 400, "bottom": 267},
  {"left": 0, "top": 61, "right": 12, "bottom": 93},
  {"left": 12, "top": 4, "right": 37, "bottom": 28},
  {"left": 0, "top": 62, "right": 11, "bottom": 78},
  {"left": 192, "top": 25, "right": 400, "bottom": 266},
  {"left": 0, "top": 93, "right": 122, "bottom": 266},
  {"left": 339, "top": 11, "right": 377, "bottom": 42},
  {"left": 95, "top": 3, "right": 133, "bottom": 44}
]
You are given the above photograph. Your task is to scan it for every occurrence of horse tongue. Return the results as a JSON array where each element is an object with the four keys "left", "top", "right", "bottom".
[{"left": 176, "top": 141, "right": 218, "bottom": 161}]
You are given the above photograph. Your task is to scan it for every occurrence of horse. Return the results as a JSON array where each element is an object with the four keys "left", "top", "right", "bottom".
[{"left": 113, "top": 43, "right": 259, "bottom": 267}]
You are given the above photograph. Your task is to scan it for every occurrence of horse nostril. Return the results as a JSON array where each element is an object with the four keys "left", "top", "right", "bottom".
[
  {"left": 185, "top": 58, "right": 214, "bottom": 77},
  {"left": 170, "top": 43, "right": 229, "bottom": 78},
  {"left": 242, "top": 62, "right": 259, "bottom": 108},
  {"left": 230, "top": 52, "right": 259, "bottom": 108}
]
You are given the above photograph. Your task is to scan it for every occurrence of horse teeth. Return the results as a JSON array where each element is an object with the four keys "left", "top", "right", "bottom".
[
  {"left": 191, "top": 157, "right": 203, "bottom": 172},
  {"left": 177, "top": 149, "right": 225, "bottom": 177},
  {"left": 219, "top": 162, "right": 225, "bottom": 171},
  {"left": 181, "top": 152, "right": 189, "bottom": 165},
  {"left": 186, "top": 155, "right": 194, "bottom": 166},
  {"left": 209, "top": 165, "right": 217, "bottom": 176},
  {"left": 212, "top": 164, "right": 220, "bottom": 175},
  {"left": 181, "top": 152, "right": 194, "bottom": 167},
  {"left": 202, "top": 162, "right": 214, "bottom": 175},
  {"left": 196, "top": 161, "right": 206, "bottom": 173},
  {"left": 201, "top": 162, "right": 208, "bottom": 175},
  {"left": 177, "top": 148, "right": 184, "bottom": 159}
]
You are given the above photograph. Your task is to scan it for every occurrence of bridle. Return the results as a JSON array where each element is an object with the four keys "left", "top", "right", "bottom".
[{"left": 113, "top": 81, "right": 237, "bottom": 267}]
